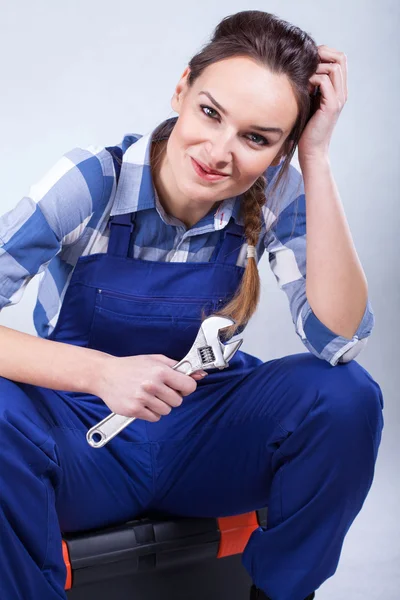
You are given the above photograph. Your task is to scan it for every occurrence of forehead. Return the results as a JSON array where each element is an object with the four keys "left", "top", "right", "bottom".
[{"left": 193, "top": 56, "right": 298, "bottom": 133}]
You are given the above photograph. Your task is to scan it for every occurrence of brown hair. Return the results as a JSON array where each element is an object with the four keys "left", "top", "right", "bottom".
[{"left": 138, "top": 10, "right": 319, "bottom": 339}]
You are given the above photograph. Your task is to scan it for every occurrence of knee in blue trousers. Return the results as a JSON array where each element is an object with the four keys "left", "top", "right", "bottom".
[{"left": 239, "top": 355, "right": 384, "bottom": 600}]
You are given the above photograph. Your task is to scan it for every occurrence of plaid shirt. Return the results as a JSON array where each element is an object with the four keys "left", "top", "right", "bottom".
[{"left": 0, "top": 116, "right": 374, "bottom": 366}]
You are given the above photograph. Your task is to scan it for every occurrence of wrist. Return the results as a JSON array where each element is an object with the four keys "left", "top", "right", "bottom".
[
  {"left": 299, "top": 152, "right": 330, "bottom": 172},
  {"left": 85, "top": 349, "right": 115, "bottom": 396}
]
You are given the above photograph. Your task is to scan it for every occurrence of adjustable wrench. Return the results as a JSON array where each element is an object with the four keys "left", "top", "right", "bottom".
[{"left": 86, "top": 315, "right": 243, "bottom": 448}]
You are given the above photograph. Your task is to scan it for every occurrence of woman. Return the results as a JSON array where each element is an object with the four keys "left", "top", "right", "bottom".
[{"left": 0, "top": 10, "right": 384, "bottom": 600}]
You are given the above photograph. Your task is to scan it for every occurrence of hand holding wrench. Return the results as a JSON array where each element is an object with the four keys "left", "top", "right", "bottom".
[{"left": 86, "top": 315, "right": 243, "bottom": 448}]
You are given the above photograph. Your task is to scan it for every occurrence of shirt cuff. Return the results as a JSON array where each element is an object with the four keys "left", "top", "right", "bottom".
[{"left": 297, "top": 296, "right": 375, "bottom": 366}]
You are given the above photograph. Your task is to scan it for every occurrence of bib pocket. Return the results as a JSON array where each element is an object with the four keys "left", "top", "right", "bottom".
[{"left": 87, "top": 288, "right": 223, "bottom": 359}]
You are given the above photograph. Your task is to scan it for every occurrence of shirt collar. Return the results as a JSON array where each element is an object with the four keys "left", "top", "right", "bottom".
[{"left": 110, "top": 116, "right": 282, "bottom": 231}]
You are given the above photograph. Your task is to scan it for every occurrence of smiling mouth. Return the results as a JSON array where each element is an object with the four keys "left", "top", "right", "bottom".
[
  {"left": 194, "top": 159, "right": 228, "bottom": 176},
  {"left": 190, "top": 157, "right": 230, "bottom": 181}
]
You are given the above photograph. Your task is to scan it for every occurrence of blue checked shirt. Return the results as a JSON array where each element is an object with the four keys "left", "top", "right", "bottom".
[{"left": 0, "top": 117, "right": 374, "bottom": 366}]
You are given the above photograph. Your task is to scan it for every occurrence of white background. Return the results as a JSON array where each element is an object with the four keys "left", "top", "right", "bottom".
[{"left": 1, "top": 1, "right": 399, "bottom": 597}]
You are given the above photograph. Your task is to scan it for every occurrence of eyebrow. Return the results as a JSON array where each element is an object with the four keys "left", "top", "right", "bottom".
[{"left": 199, "top": 91, "right": 284, "bottom": 136}]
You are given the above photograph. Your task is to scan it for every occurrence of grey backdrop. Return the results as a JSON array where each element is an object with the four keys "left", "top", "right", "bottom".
[{"left": 1, "top": 1, "right": 399, "bottom": 598}]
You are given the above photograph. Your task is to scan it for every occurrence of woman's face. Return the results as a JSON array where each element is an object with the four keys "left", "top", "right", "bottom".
[{"left": 163, "top": 56, "right": 299, "bottom": 211}]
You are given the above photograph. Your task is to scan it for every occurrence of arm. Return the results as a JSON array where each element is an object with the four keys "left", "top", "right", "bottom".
[
  {"left": 301, "top": 154, "right": 368, "bottom": 339},
  {"left": 263, "top": 164, "right": 374, "bottom": 366},
  {"left": 0, "top": 144, "right": 109, "bottom": 390},
  {"left": 0, "top": 324, "right": 109, "bottom": 393}
]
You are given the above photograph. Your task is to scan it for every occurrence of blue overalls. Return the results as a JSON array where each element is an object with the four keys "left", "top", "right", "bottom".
[{"left": 0, "top": 145, "right": 384, "bottom": 600}]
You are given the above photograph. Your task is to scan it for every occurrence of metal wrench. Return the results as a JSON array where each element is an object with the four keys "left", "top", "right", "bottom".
[{"left": 86, "top": 315, "right": 243, "bottom": 448}]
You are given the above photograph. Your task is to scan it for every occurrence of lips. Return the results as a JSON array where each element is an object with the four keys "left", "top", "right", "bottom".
[
  {"left": 193, "top": 158, "right": 228, "bottom": 176},
  {"left": 190, "top": 158, "right": 229, "bottom": 182}
]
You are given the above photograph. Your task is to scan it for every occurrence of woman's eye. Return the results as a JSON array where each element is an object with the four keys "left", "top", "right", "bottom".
[
  {"left": 200, "top": 105, "right": 270, "bottom": 147},
  {"left": 201, "top": 105, "right": 219, "bottom": 119},
  {"left": 246, "top": 133, "right": 270, "bottom": 147}
]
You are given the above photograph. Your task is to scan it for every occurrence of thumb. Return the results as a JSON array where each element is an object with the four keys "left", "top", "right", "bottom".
[
  {"left": 154, "top": 354, "right": 208, "bottom": 378},
  {"left": 191, "top": 371, "right": 208, "bottom": 380}
]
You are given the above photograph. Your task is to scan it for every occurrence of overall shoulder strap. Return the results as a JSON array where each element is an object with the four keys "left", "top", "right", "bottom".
[
  {"left": 104, "top": 145, "right": 134, "bottom": 257},
  {"left": 209, "top": 219, "right": 246, "bottom": 266}
]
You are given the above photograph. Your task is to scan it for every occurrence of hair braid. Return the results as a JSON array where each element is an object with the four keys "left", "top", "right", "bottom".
[{"left": 207, "top": 173, "right": 267, "bottom": 340}]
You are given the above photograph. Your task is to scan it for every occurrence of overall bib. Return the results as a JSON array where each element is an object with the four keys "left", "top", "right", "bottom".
[{"left": 0, "top": 147, "right": 384, "bottom": 600}]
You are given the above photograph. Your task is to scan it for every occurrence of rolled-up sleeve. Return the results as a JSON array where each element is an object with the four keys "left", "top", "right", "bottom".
[
  {"left": 0, "top": 200, "right": 62, "bottom": 311},
  {"left": 0, "top": 147, "right": 104, "bottom": 312},
  {"left": 263, "top": 165, "right": 375, "bottom": 366}
]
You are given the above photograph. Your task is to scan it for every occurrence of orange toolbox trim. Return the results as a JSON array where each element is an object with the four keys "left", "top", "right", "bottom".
[
  {"left": 217, "top": 511, "right": 259, "bottom": 558},
  {"left": 62, "top": 540, "right": 72, "bottom": 590}
]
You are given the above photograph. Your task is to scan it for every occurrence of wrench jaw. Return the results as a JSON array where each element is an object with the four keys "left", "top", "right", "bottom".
[
  {"left": 174, "top": 315, "right": 240, "bottom": 373},
  {"left": 222, "top": 338, "right": 243, "bottom": 363},
  {"left": 200, "top": 315, "right": 241, "bottom": 370},
  {"left": 201, "top": 315, "right": 235, "bottom": 340}
]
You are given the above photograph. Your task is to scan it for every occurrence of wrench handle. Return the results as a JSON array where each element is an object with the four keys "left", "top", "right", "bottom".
[
  {"left": 86, "top": 360, "right": 194, "bottom": 448},
  {"left": 86, "top": 413, "right": 135, "bottom": 448}
]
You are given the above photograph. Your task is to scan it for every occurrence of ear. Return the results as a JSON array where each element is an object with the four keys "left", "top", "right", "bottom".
[{"left": 171, "top": 66, "right": 191, "bottom": 113}]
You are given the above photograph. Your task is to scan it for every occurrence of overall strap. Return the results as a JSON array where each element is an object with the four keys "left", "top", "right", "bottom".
[
  {"left": 105, "top": 146, "right": 137, "bottom": 258},
  {"left": 107, "top": 212, "right": 136, "bottom": 258},
  {"left": 209, "top": 220, "right": 246, "bottom": 266}
]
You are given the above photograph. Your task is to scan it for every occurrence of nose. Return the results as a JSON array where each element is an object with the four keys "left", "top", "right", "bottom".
[{"left": 205, "top": 132, "right": 233, "bottom": 171}]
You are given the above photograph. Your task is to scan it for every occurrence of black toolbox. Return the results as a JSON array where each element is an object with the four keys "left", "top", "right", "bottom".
[{"left": 64, "top": 507, "right": 268, "bottom": 599}]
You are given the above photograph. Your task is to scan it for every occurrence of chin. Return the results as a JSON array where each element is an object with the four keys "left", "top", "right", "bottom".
[
  {"left": 180, "top": 181, "right": 213, "bottom": 202},
  {"left": 176, "top": 168, "right": 210, "bottom": 198}
]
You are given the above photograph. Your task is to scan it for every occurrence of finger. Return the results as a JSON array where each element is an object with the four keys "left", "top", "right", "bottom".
[
  {"left": 163, "top": 367, "right": 198, "bottom": 397},
  {"left": 131, "top": 390, "right": 164, "bottom": 421},
  {"left": 153, "top": 355, "right": 206, "bottom": 377},
  {"left": 317, "top": 46, "right": 348, "bottom": 99},
  {"left": 157, "top": 382, "right": 184, "bottom": 408},
  {"left": 141, "top": 407, "right": 163, "bottom": 422},
  {"left": 308, "top": 72, "right": 337, "bottom": 109},
  {"left": 137, "top": 388, "right": 174, "bottom": 417},
  {"left": 148, "top": 396, "right": 175, "bottom": 416},
  {"left": 315, "top": 62, "right": 345, "bottom": 105},
  {"left": 191, "top": 372, "right": 208, "bottom": 380}
]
